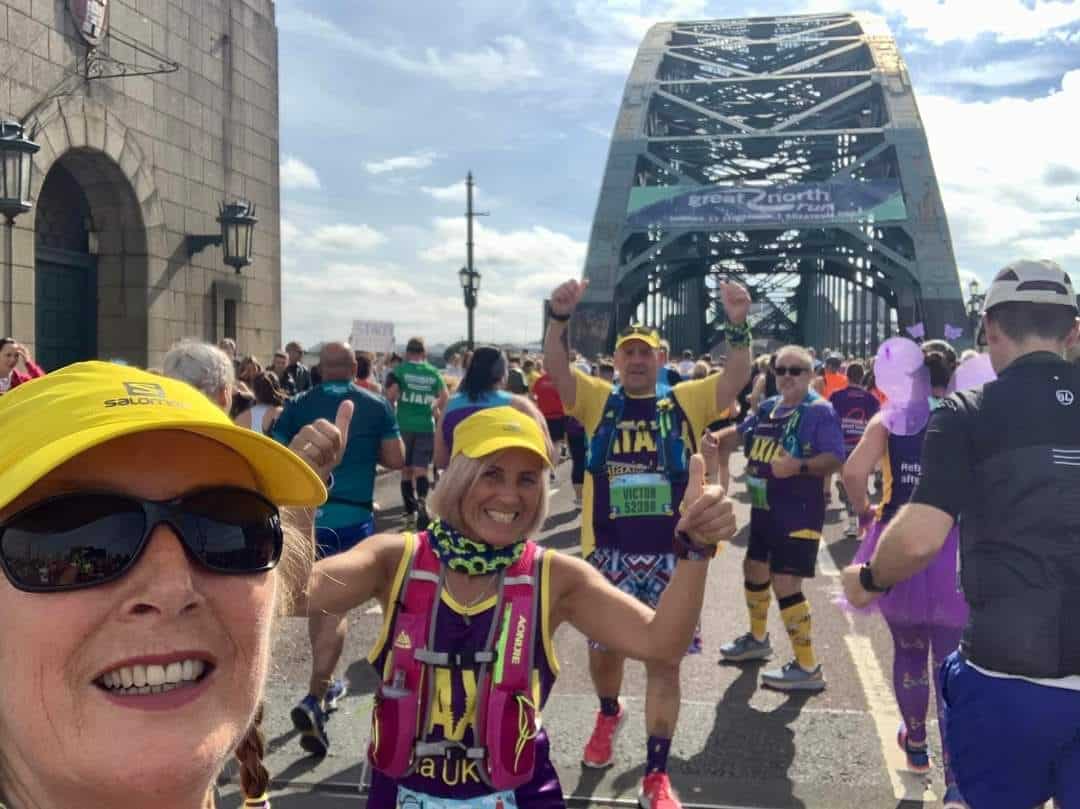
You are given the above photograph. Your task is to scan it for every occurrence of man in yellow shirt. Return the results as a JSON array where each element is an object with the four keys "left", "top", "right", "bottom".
[{"left": 543, "top": 278, "right": 751, "bottom": 809}]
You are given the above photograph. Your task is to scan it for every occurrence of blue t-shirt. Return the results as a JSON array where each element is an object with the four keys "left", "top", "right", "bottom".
[{"left": 272, "top": 381, "right": 399, "bottom": 529}]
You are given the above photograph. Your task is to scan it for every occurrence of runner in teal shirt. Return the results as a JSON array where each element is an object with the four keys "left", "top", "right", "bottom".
[{"left": 272, "top": 343, "right": 405, "bottom": 759}]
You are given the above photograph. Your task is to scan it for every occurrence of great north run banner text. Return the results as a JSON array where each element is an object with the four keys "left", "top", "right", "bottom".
[{"left": 626, "top": 179, "right": 907, "bottom": 228}]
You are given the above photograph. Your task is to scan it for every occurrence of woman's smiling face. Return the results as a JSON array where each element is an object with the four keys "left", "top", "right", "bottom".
[
  {"left": 0, "top": 430, "right": 278, "bottom": 808},
  {"left": 459, "top": 448, "right": 545, "bottom": 547}
]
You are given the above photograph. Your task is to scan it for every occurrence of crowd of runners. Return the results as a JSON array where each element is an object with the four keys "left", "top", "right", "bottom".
[{"left": 0, "top": 260, "right": 1077, "bottom": 809}]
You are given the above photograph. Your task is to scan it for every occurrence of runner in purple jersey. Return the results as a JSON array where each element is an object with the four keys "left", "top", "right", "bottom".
[
  {"left": 712, "top": 345, "right": 844, "bottom": 693},
  {"left": 293, "top": 405, "right": 738, "bottom": 809},
  {"left": 841, "top": 350, "right": 968, "bottom": 807},
  {"left": 829, "top": 362, "right": 880, "bottom": 536}
]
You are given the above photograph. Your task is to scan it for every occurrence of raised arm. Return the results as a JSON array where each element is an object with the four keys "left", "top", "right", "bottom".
[
  {"left": 542, "top": 279, "right": 589, "bottom": 409},
  {"left": 714, "top": 281, "right": 753, "bottom": 411},
  {"left": 299, "top": 531, "right": 406, "bottom": 616},
  {"left": 551, "top": 456, "right": 737, "bottom": 662}
]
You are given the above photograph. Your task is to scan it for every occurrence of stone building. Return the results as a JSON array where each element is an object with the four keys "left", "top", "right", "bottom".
[{"left": 0, "top": 0, "right": 281, "bottom": 369}]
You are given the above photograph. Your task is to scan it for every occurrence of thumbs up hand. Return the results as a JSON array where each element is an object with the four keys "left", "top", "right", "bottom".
[
  {"left": 289, "top": 399, "right": 355, "bottom": 484},
  {"left": 676, "top": 454, "right": 737, "bottom": 547}
]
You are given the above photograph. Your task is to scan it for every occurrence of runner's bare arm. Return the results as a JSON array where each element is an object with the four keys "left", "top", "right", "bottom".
[
  {"left": 749, "top": 373, "right": 767, "bottom": 410},
  {"left": 299, "top": 532, "right": 407, "bottom": 617},
  {"left": 714, "top": 281, "right": 753, "bottom": 411},
  {"left": 551, "top": 457, "right": 736, "bottom": 662},
  {"left": 543, "top": 279, "right": 588, "bottom": 408},
  {"left": 433, "top": 410, "right": 450, "bottom": 469},
  {"left": 379, "top": 435, "right": 405, "bottom": 470},
  {"left": 711, "top": 424, "right": 742, "bottom": 454},
  {"left": 842, "top": 414, "right": 887, "bottom": 515}
]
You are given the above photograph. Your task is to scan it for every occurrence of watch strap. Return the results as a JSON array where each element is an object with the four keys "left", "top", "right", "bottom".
[{"left": 673, "top": 530, "right": 718, "bottom": 560}]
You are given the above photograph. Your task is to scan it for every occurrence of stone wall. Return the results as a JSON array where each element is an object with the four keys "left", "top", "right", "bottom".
[{"left": 0, "top": 0, "right": 280, "bottom": 368}]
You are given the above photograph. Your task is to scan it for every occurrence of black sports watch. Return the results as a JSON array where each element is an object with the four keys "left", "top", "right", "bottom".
[
  {"left": 546, "top": 303, "right": 571, "bottom": 323},
  {"left": 799, "top": 462, "right": 810, "bottom": 476},
  {"left": 859, "top": 562, "right": 890, "bottom": 593}
]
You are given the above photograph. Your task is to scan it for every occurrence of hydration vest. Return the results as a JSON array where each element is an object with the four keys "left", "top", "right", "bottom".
[
  {"left": 368, "top": 533, "right": 544, "bottom": 791},
  {"left": 585, "top": 384, "right": 690, "bottom": 484}
]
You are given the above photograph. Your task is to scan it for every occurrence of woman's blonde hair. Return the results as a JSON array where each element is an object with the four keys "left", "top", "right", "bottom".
[{"left": 428, "top": 395, "right": 553, "bottom": 540}]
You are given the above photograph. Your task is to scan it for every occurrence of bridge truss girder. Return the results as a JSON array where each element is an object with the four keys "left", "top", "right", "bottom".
[{"left": 574, "top": 12, "right": 966, "bottom": 358}]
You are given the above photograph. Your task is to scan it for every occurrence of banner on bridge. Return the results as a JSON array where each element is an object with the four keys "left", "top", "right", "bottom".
[{"left": 626, "top": 179, "right": 907, "bottom": 228}]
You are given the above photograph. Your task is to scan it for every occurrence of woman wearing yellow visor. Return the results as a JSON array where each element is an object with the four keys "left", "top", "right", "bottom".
[
  {"left": 0, "top": 362, "right": 349, "bottom": 809},
  {"left": 300, "top": 404, "right": 737, "bottom": 809}
]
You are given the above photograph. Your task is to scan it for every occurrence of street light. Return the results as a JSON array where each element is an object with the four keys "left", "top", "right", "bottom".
[
  {"left": 967, "top": 278, "right": 986, "bottom": 346},
  {"left": 0, "top": 121, "right": 39, "bottom": 223},
  {"left": 458, "top": 265, "right": 481, "bottom": 348},
  {"left": 186, "top": 198, "right": 258, "bottom": 274},
  {"left": 0, "top": 121, "right": 40, "bottom": 335}
]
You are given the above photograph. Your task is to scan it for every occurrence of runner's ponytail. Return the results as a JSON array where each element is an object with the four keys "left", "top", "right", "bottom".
[{"left": 234, "top": 702, "right": 271, "bottom": 807}]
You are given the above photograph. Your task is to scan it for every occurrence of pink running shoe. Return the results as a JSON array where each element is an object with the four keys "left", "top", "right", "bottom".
[
  {"left": 581, "top": 702, "right": 625, "bottom": 768},
  {"left": 639, "top": 772, "right": 682, "bottom": 809}
]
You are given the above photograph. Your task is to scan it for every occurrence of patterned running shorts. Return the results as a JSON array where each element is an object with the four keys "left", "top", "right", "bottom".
[{"left": 587, "top": 546, "right": 703, "bottom": 655}]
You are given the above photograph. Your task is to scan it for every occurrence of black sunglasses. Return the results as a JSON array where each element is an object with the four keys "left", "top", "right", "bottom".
[
  {"left": 0, "top": 487, "right": 283, "bottom": 593},
  {"left": 774, "top": 366, "right": 809, "bottom": 376}
]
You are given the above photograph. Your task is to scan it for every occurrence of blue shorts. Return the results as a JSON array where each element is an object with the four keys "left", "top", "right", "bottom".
[
  {"left": 941, "top": 652, "right": 1080, "bottom": 808},
  {"left": 315, "top": 517, "right": 376, "bottom": 558}
]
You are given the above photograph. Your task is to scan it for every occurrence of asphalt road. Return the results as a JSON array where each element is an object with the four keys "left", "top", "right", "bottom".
[{"left": 221, "top": 456, "right": 954, "bottom": 809}]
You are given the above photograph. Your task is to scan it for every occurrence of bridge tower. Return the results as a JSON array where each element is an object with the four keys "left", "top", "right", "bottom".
[{"left": 572, "top": 12, "right": 965, "bottom": 357}]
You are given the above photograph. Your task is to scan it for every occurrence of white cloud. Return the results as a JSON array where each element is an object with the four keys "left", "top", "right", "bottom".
[
  {"left": 419, "top": 217, "right": 586, "bottom": 289},
  {"left": 304, "top": 224, "right": 386, "bottom": 252},
  {"left": 365, "top": 151, "right": 440, "bottom": 175},
  {"left": 279, "top": 11, "right": 541, "bottom": 91},
  {"left": 420, "top": 182, "right": 468, "bottom": 203},
  {"left": 798, "top": 0, "right": 1080, "bottom": 44},
  {"left": 280, "top": 156, "right": 321, "bottom": 190},
  {"left": 919, "top": 69, "right": 1080, "bottom": 283},
  {"left": 930, "top": 53, "right": 1077, "bottom": 88}
]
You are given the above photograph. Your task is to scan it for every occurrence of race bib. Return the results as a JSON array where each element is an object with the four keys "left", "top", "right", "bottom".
[
  {"left": 609, "top": 473, "right": 674, "bottom": 518},
  {"left": 396, "top": 786, "right": 518, "bottom": 809},
  {"left": 746, "top": 475, "right": 770, "bottom": 511}
]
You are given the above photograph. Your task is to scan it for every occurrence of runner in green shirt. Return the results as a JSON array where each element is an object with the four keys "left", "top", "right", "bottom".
[{"left": 395, "top": 336, "right": 448, "bottom": 528}]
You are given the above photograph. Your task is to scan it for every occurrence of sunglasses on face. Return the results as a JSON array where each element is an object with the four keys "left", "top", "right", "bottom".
[
  {"left": 774, "top": 366, "right": 809, "bottom": 377},
  {"left": 0, "top": 487, "right": 283, "bottom": 593}
]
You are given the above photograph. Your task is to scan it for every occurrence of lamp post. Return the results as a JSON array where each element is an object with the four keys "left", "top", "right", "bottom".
[
  {"left": 967, "top": 278, "right": 985, "bottom": 346},
  {"left": 0, "top": 121, "right": 40, "bottom": 336},
  {"left": 458, "top": 265, "right": 481, "bottom": 349},
  {"left": 186, "top": 198, "right": 258, "bottom": 273}
]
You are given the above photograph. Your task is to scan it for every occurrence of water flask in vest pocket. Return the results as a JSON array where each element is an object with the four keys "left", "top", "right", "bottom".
[
  {"left": 368, "top": 612, "right": 426, "bottom": 778},
  {"left": 475, "top": 597, "right": 538, "bottom": 790}
]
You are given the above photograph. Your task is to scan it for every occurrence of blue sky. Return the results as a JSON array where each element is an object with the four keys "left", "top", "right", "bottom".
[{"left": 276, "top": 0, "right": 1080, "bottom": 347}]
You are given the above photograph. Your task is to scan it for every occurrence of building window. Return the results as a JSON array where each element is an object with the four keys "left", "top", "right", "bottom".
[{"left": 224, "top": 299, "right": 237, "bottom": 341}]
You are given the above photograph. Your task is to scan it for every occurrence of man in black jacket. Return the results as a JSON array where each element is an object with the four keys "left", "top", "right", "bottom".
[{"left": 844, "top": 259, "right": 1080, "bottom": 809}]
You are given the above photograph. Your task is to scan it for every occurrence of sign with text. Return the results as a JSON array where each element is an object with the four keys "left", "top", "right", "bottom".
[
  {"left": 626, "top": 179, "right": 906, "bottom": 228},
  {"left": 349, "top": 320, "right": 395, "bottom": 355}
]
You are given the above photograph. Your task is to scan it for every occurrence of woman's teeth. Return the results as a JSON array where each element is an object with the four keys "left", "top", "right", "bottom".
[
  {"left": 485, "top": 509, "right": 517, "bottom": 525},
  {"left": 98, "top": 660, "right": 207, "bottom": 696}
]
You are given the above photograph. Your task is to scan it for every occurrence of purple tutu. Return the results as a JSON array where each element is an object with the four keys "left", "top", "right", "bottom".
[{"left": 851, "top": 520, "right": 969, "bottom": 628}]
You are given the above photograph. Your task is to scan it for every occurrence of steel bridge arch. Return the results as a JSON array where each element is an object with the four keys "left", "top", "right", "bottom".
[{"left": 570, "top": 12, "right": 966, "bottom": 357}]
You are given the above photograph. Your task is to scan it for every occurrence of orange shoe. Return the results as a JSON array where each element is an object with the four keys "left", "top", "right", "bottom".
[
  {"left": 581, "top": 702, "right": 625, "bottom": 768},
  {"left": 639, "top": 772, "right": 681, "bottom": 809}
]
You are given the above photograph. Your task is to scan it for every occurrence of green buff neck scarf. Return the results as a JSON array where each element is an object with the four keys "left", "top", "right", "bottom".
[{"left": 427, "top": 518, "right": 526, "bottom": 576}]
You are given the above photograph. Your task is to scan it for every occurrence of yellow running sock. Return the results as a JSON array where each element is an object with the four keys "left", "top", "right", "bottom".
[
  {"left": 745, "top": 581, "right": 771, "bottom": 641},
  {"left": 779, "top": 594, "right": 817, "bottom": 671}
]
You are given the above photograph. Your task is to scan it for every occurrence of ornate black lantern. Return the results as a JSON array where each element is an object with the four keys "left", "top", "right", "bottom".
[
  {"left": 187, "top": 198, "right": 258, "bottom": 273},
  {"left": 0, "top": 121, "right": 40, "bottom": 223},
  {"left": 218, "top": 199, "right": 257, "bottom": 273}
]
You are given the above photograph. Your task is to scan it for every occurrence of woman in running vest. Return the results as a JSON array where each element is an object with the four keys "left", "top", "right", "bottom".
[
  {"left": 0, "top": 361, "right": 343, "bottom": 809},
  {"left": 300, "top": 405, "right": 735, "bottom": 809},
  {"left": 841, "top": 338, "right": 969, "bottom": 809}
]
